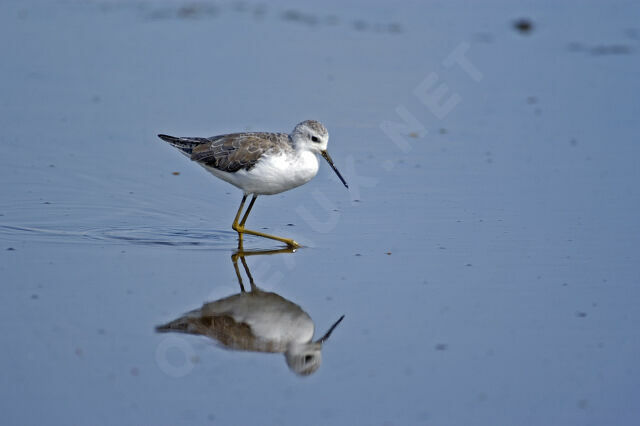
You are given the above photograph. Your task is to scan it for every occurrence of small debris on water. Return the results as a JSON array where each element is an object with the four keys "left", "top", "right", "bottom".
[
  {"left": 172, "top": 171, "right": 180, "bottom": 175},
  {"left": 590, "top": 45, "right": 632, "bottom": 56},
  {"left": 513, "top": 18, "right": 534, "bottom": 34}
]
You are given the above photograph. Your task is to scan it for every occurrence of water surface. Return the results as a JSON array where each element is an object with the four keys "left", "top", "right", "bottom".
[{"left": 1, "top": 0, "right": 640, "bottom": 425}]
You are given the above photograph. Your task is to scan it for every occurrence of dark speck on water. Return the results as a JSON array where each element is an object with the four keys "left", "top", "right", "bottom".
[
  {"left": 513, "top": 18, "right": 534, "bottom": 34},
  {"left": 435, "top": 344, "right": 448, "bottom": 351},
  {"left": 590, "top": 45, "right": 632, "bottom": 56},
  {"left": 576, "top": 312, "right": 588, "bottom": 318},
  {"left": 7, "top": 247, "right": 15, "bottom": 251},
  {"left": 282, "top": 9, "right": 318, "bottom": 26},
  {"left": 352, "top": 20, "right": 368, "bottom": 31},
  {"left": 388, "top": 22, "right": 402, "bottom": 33}
]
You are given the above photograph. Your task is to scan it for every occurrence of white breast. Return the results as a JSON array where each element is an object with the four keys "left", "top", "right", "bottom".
[
  {"left": 204, "top": 291, "right": 315, "bottom": 344},
  {"left": 207, "top": 150, "right": 319, "bottom": 195}
]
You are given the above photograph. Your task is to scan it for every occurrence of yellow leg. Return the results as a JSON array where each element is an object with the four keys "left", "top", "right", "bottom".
[
  {"left": 239, "top": 194, "right": 257, "bottom": 228},
  {"left": 231, "top": 194, "right": 300, "bottom": 248},
  {"left": 232, "top": 195, "right": 248, "bottom": 248}
]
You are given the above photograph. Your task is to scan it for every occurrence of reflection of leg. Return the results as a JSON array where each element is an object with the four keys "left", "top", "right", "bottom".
[
  {"left": 231, "top": 195, "right": 248, "bottom": 247},
  {"left": 240, "top": 256, "right": 257, "bottom": 291},
  {"left": 231, "top": 251, "right": 246, "bottom": 292},
  {"left": 233, "top": 195, "right": 300, "bottom": 248},
  {"left": 231, "top": 246, "right": 296, "bottom": 292}
]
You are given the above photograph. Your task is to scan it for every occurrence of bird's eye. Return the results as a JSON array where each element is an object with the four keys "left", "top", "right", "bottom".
[
  {"left": 311, "top": 136, "right": 319, "bottom": 142},
  {"left": 304, "top": 355, "right": 313, "bottom": 363}
]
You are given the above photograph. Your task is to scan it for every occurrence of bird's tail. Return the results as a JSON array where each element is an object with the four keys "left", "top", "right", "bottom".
[
  {"left": 155, "top": 318, "right": 190, "bottom": 333},
  {"left": 155, "top": 307, "right": 203, "bottom": 333},
  {"left": 157, "top": 134, "right": 208, "bottom": 156}
]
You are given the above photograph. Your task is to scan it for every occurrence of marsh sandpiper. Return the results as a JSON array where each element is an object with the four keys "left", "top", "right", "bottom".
[{"left": 158, "top": 120, "right": 348, "bottom": 248}]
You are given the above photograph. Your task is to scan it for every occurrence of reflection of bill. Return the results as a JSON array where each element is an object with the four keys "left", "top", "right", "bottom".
[{"left": 156, "top": 248, "right": 345, "bottom": 376}]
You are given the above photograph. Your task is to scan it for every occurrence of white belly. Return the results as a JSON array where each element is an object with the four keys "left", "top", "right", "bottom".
[{"left": 203, "top": 151, "right": 319, "bottom": 195}]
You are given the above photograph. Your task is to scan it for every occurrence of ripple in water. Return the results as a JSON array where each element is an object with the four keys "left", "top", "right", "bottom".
[{"left": 0, "top": 224, "right": 236, "bottom": 249}]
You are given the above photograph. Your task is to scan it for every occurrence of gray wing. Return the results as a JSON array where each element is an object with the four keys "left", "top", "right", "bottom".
[{"left": 190, "top": 132, "right": 291, "bottom": 173}]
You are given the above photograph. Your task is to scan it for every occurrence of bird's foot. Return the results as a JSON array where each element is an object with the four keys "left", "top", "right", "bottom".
[{"left": 233, "top": 225, "right": 300, "bottom": 248}]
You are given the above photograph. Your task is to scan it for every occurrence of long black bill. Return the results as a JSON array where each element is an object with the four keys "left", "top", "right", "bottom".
[
  {"left": 321, "top": 151, "right": 349, "bottom": 188},
  {"left": 316, "top": 315, "right": 345, "bottom": 344}
]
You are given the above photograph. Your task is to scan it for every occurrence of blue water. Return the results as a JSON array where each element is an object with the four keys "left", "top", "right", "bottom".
[{"left": 2, "top": 0, "right": 640, "bottom": 425}]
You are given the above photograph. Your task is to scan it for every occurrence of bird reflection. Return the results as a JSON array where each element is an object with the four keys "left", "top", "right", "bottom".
[{"left": 156, "top": 248, "right": 344, "bottom": 376}]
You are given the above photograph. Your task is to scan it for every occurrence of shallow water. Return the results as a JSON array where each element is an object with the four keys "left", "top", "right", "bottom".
[{"left": 2, "top": 0, "right": 640, "bottom": 425}]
